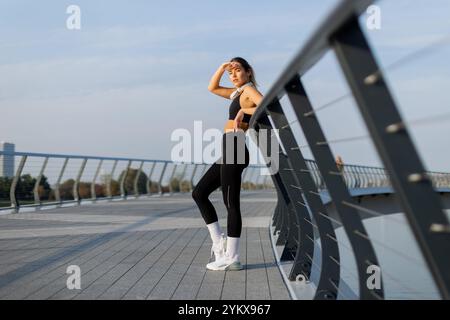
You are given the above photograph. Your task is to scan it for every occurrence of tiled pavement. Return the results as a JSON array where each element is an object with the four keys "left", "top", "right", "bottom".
[{"left": 0, "top": 190, "right": 290, "bottom": 300}]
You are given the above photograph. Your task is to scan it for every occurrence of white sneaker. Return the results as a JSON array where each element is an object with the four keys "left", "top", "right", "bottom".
[
  {"left": 206, "top": 253, "right": 243, "bottom": 271},
  {"left": 209, "top": 233, "right": 227, "bottom": 262}
]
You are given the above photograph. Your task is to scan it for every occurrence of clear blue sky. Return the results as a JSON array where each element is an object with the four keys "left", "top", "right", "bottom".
[{"left": 1, "top": 0, "right": 449, "bottom": 171}]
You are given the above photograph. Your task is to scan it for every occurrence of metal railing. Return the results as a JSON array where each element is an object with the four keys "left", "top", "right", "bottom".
[
  {"left": 248, "top": 0, "right": 450, "bottom": 300},
  {"left": 0, "top": 150, "right": 273, "bottom": 213},
  {"left": 3, "top": 149, "right": 447, "bottom": 216},
  {"left": 306, "top": 159, "right": 450, "bottom": 190}
]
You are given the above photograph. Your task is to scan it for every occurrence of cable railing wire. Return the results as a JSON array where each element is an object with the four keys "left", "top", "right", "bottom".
[{"left": 364, "top": 32, "right": 450, "bottom": 86}]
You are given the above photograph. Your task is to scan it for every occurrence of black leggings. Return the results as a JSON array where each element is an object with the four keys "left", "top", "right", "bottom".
[{"left": 192, "top": 131, "right": 250, "bottom": 237}]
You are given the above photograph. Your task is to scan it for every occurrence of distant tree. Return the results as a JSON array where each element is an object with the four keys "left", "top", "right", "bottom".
[
  {"left": 78, "top": 182, "right": 91, "bottom": 199},
  {"left": 59, "top": 179, "right": 75, "bottom": 200},
  {"left": 16, "top": 174, "right": 34, "bottom": 201},
  {"left": 0, "top": 174, "right": 52, "bottom": 204},
  {"left": 179, "top": 179, "right": 191, "bottom": 192},
  {"left": 93, "top": 183, "right": 106, "bottom": 198},
  {"left": 170, "top": 177, "right": 180, "bottom": 193},
  {"left": 99, "top": 173, "right": 120, "bottom": 196},
  {"left": 0, "top": 177, "right": 12, "bottom": 206},
  {"left": 0, "top": 177, "right": 12, "bottom": 199},
  {"left": 37, "top": 175, "right": 51, "bottom": 200},
  {"left": 110, "top": 179, "right": 120, "bottom": 196},
  {"left": 117, "top": 168, "right": 148, "bottom": 195},
  {"left": 149, "top": 180, "right": 159, "bottom": 193}
]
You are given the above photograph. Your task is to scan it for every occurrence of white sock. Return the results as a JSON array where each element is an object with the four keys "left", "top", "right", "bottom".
[
  {"left": 206, "top": 221, "right": 223, "bottom": 244},
  {"left": 226, "top": 236, "right": 240, "bottom": 262}
]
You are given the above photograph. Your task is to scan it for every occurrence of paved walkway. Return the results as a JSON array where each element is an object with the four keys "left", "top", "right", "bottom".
[{"left": 0, "top": 190, "right": 290, "bottom": 300}]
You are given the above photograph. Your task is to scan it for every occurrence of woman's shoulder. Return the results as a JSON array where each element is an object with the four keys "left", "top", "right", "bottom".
[
  {"left": 241, "top": 85, "right": 260, "bottom": 101},
  {"left": 242, "top": 84, "right": 263, "bottom": 106},
  {"left": 242, "top": 84, "right": 260, "bottom": 96}
]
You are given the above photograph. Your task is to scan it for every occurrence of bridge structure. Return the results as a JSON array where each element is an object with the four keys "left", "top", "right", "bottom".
[{"left": 0, "top": 0, "right": 449, "bottom": 300}]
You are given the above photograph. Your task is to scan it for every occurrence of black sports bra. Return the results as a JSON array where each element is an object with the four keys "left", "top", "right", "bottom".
[{"left": 229, "top": 95, "right": 251, "bottom": 123}]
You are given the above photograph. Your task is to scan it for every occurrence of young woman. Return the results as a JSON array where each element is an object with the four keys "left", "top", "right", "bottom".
[{"left": 192, "top": 57, "right": 263, "bottom": 271}]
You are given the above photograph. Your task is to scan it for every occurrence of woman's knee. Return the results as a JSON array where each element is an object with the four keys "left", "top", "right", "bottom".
[
  {"left": 192, "top": 186, "right": 210, "bottom": 203},
  {"left": 191, "top": 187, "right": 202, "bottom": 202}
]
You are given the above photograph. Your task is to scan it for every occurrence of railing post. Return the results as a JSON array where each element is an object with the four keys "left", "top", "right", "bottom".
[
  {"left": 247, "top": 167, "right": 256, "bottom": 190},
  {"left": 157, "top": 162, "right": 168, "bottom": 196},
  {"left": 332, "top": 16, "right": 450, "bottom": 298},
  {"left": 257, "top": 117, "right": 314, "bottom": 268},
  {"left": 358, "top": 166, "right": 367, "bottom": 188},
  {"left": 374, "top": 167, "right": 383, "bottom": 188},
  {"left": 248, "top": 167, "right": 256, "bottom": 189},
  {"left": 189, "top": 164, "right": 199, "bottom": 192},
  {"left": 263, "top": 175, "right": 270, "bottom": 189},
  {"left": 370, "top": 167, "right": 380, "bottom": 187},
  {"left": 254, "top": 169, "right": 265, "bottom": 189},
  {"left": 310, "top": 161, "right": 324, "bottom": 190},
  {"left": 340, "top": 164, "right": 348, "bottom": 187},
  {"left": 285, "top": 74, "right": 384, "bottom": 299},
  {"left": 272, "top": 197, "right": 280, "bottom": 228},
  {"left": 267, "top": 99, "right": 340, "bottom": 299},
  {"left": 33, "top": 156, "right": 49, "bottom": 208},
  {"left": 91, "top": 160, "right": 103, "bottom": 202},
  {"left": 251, "top": 168, "right": 259, "bottom": 190},
  {"left": 352, "top": 166, "right": 360, "bottom": 189},
  {"left": 107, "top": 160, "right": 118, "bottom": 199},
  {"left": 120, "top": 160, "right": 131, "bottom": 199},
  {"left": 146, "top": 162, "right": 156, "bottom": 196},
  {"left": 241, "top": 167, "right": 250, "bottom": 190},
  {"left": 178, "top": 163, "right": 188, "bottom": 193},
  {"left": 306, "top": 161, "right": 317, "bottom": 189},
  {"left": 271, "top": 172, "right": 289, "bottom": 240},
  {"left": 169, "top": 164, "right": 178, "bottom": 196},
  {"left": 346, "top": 165, "right": 355, "bottom": 189},
  {"left": 10, "top": 155, "right": 27, "bottom": 213},
  {"left": 364, "top": 167, "right": 372, "bottom": 187},
  {"left": 73, "top": 158, "right": 87, "bottom": 205},
  {"left": 198, "top": 164, "right": 207, "bottom": 181},
  {"left": 134, "top": 161, "right": 144, "bottom": 197},
  {"left": 54, "top": 157, "right": 69, "bottom": 205}
]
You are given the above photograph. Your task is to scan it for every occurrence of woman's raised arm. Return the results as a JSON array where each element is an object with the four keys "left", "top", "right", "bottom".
[{"left": 208, "top": 62, "right": 236, "bottom": 99}]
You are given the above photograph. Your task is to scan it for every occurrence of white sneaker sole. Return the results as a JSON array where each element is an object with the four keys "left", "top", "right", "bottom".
[{"left": 206, "top": 261, "right": 243, "bottom": 271}]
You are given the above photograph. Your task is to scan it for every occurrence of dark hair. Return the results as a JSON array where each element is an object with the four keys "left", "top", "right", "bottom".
[{"left": 230, "top": 57, "right": 258, "bottom": 87}]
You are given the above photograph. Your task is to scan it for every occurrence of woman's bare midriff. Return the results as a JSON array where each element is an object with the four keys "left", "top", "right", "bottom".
[{"left": 224, "top": 119, "right": 249, "bottom": 133}]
